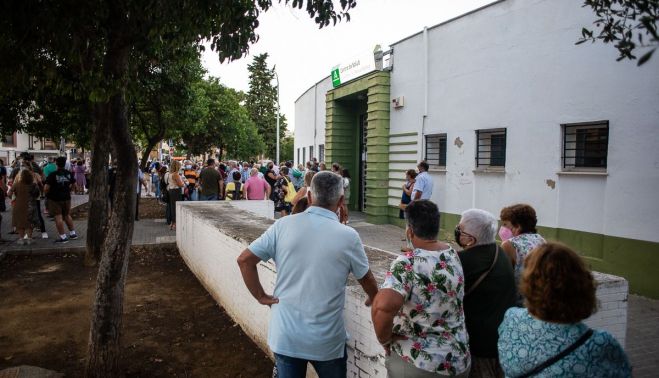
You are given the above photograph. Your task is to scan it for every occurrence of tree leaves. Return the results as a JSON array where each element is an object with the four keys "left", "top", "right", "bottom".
[{"left": 578, "top": 0, "right": 658, "bottom": 65}]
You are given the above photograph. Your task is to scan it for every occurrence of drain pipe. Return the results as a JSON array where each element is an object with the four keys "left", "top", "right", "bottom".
[
  {"left": 313, "top": 83, "right": 317, "bottom": 160},
  {"left": 420, "top": 26, "right": 429, "bottom": 161}
]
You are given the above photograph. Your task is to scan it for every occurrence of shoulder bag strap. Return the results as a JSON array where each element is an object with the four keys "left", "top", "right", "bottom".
[
  {"left": 517, "top": 329, "right": 594, "bottom": 378},
  {"left": 465, "top": 246, "right": 500, "bottom": 296}
]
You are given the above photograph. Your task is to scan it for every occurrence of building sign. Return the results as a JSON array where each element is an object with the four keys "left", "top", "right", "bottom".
[{"left": 331, "top": 51, "right": 377, "bottom": 88}]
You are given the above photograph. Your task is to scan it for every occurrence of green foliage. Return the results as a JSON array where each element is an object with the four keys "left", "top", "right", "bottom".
[
  {"left": 129, "top": 43, "right": 209, "bottom": 167},
  {"left": 181, "top": 78, "right": 265, "bottom": 160},
  {"left": 280, "top": 135, "right": 295, "bottom": 162},
  {"left": 245, "top": 53, "right": 287, "bottom": 159},
  {"left": 577, "top": 0, "right": 658, "bottom": 65}
]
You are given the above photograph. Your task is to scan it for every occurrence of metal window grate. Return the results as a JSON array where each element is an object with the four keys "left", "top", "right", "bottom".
[
  {"left": 297, "top": 148, "right": 300, "bottom": 165},
  {"left": 302, "top": 147, "right": 306, "bottom": 164},
  {"left": 562, "top": 121, "right": 608, "bottom": 169},
  {"left": 476, "top": 128, "right": 506, "bottom": 167},
  {"left": 319, "top": 144, "right": 325, "bottom": 162},
  {"left": 425, "top": 134, "right": 447, "bottom": 167},
  {"left": 309, "top": 146, "right": 314, "bottom": 160}
]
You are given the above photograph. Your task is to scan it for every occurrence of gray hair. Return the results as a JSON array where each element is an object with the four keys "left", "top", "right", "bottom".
[
  {"left": 309, "top": 171, "right": 344, "bottom": 208},
  {"left": 250, "top": 168, "right": 258, "bottom": 177},
  {"left": 460, "top": 208, "right": 497, "bottom": 246}
]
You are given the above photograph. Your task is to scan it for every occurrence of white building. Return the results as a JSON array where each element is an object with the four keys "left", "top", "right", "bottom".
[
  {"left": 0, "top": 132, "right": 67, "bottom": 165},
  {"left": 294, "top": 0, "right": 659, "bottom": 298}
]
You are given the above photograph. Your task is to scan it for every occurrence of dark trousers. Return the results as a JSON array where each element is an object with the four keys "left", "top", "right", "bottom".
[{"left": 35, "top": 199, "right": 46, "bottom": 232}]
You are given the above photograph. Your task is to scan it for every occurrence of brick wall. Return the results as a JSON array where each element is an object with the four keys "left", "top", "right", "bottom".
[{"left": 177, "top": 202, "right": 628, "bottom": 377}]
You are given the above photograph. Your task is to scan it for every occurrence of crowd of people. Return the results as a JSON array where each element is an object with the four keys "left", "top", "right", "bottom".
[
  {"left": 0, "top": 152, "right": 633, "bottom": 377},
  {"left": 144, "top": 157, "right": 352, "bottom": 229},
  {"left": 0, "top": 153, "right": 80, "bottom": 244},
  {"left": 236, "top": 167, "right": 631, "bottom": 378}
]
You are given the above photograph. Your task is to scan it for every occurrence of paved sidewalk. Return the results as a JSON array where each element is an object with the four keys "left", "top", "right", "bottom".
[
  {"left": 348, "top": 212, "right": 658, "bottom": 377},
  {"left": 0, "top": 195, "right": 174, "bottom": 257}
]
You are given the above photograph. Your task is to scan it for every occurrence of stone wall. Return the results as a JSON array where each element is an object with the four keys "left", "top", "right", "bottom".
[{"left": 177, "top": 202, "right": 628, "bottom": 377}]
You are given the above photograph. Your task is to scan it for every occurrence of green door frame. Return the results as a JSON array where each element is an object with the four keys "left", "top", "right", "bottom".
[{"left": 325, "top": 71, "right": 390, "bottom": 224}]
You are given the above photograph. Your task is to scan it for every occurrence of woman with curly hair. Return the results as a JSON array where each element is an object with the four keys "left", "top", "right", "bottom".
[
  {"left": 499, "top": 204, "right": 545, "bottom": 303},
  {"left": 498, "top": 242, "right": 631, "bottom": 377}
]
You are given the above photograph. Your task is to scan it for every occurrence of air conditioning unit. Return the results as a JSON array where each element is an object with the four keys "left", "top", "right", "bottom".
[{"left": 392, "top": 96, "right": 405, "bottom": 109}]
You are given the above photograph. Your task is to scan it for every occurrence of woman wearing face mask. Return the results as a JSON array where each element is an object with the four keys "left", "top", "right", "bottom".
[
  {"left": 499, "top": 204, "right": 545, "bottom": 306},
  {"left": 456, "top": 209, "right": 516, "bottom": 378}
]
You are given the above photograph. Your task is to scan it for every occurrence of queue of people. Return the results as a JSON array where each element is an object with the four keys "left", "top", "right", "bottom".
[
  {"left": 236, "top": 167, "right": 631, "bottom": 378},
  {"left": 0, "top": 153, "right": 79, "bottom": 244},
  {"left": 150, "top": 157, "right": 347, "bottom": 230}
]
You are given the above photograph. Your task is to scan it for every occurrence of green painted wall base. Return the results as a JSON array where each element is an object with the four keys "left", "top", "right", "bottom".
[{"left": 387, "top": 208, "right": 659, "bottom": 299}]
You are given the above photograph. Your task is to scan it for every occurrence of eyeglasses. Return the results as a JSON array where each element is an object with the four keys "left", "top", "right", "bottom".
[{"left": 455, "top": 226, "right": 476, "bottom": 240}]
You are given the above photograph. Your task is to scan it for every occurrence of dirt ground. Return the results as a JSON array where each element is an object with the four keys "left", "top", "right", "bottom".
[
  {"left": 0, "top": 245, "right": 273, "bottom": 377},
  {"left": 71, "top": 197, "right": 164, "bottom": 220}
]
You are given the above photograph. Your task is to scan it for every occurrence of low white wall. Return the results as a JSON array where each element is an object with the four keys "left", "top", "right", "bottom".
[{"left": 177, "top": 202, "right": 628, "bottom": 377}]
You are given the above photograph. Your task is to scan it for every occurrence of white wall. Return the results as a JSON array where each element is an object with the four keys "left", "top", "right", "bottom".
[
  {"left": 294, "top": 77, "right": 332, "bottom": 165},
  {"left": 388, "top": 0, "right": 659, "bottom": 242},
  {"left": 178, "top": 202, "right": 629, "bottom": 378}
]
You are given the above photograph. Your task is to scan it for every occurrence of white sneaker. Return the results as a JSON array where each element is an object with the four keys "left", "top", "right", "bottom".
[{"left": 42, "top": 232, "right": 49, "bottom": 239}]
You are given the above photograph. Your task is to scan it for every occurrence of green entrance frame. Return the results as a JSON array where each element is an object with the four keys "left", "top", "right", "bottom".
[{"left": 325, "top": 71, "right": 390, "bottom": 224}]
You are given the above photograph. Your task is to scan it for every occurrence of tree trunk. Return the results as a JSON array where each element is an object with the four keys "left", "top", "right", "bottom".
[
  {"left": 85, "top": 16, "right": 137, "bottom": 375},
  {"left": 84, "top": 105, "right": 111, "bottom": 267}
]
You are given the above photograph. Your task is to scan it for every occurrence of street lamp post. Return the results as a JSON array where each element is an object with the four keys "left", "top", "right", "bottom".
[{"left": 274, "top": 67, "right": 280, "bottom": 165}]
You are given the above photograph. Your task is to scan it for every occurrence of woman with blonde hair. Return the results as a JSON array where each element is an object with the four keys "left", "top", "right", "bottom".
[
  {"left": 498, "top": 242, "right": 631, "bottom": 377},
  {"left": 166, "top": 160, "right": 184, "bottom": 230},
  {"left": 291, "top": 170, "right": 315, "bottom": 206}
]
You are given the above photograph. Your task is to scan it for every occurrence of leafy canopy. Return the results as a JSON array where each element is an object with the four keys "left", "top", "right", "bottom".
[{"left": 577, "top": 0, "right": 659, "bottom": 65}]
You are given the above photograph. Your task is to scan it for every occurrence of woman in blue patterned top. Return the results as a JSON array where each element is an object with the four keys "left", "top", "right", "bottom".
[{"left": 497, "top": 242, "right": 631, "bottom": 377}]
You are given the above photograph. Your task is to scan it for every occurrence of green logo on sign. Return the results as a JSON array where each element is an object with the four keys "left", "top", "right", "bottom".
[{"left": 331, "top": 68, "right": 341, "bottom": 88}]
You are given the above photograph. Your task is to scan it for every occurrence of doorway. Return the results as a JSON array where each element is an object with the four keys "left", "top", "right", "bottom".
[{"left": 358, "top": 113, "right": 368, "bottom": 212}]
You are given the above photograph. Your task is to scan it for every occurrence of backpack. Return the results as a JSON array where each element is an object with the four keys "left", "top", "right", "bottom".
[
  {"left": 160, "top": 174, "right": 170, "bottom": 203},
  {"left": 231, "top": 181, "right": 242, "bottom": 200}
]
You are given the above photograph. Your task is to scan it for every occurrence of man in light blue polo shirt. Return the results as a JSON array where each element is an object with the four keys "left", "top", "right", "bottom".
[
  {"left": 237, "top": 171, "right": 379, "bottom": 377},
  {"left": 411, "top": 161, "right": 433, "bottom": 201}
]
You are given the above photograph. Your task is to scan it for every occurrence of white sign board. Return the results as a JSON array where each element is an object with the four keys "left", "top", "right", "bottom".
[{"left": 331, "top": 51, "right": 377, "bottom": 88}]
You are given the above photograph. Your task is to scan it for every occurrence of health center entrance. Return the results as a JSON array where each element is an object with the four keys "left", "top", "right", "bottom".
[{"left": 324, "top": 71, "right": 391, "bottom": 224}]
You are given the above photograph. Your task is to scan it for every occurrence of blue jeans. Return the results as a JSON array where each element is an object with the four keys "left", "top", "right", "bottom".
[
  {"left": 274, "top": 345, "right": 346, "bottom": 378},
  {"left": 199, "top": 193, "right": 218, "bottom": 201}
]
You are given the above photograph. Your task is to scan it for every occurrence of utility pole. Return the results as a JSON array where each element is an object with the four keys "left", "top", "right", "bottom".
[{"left": 273, "top": 65, "right": 280, "bottom": 164}]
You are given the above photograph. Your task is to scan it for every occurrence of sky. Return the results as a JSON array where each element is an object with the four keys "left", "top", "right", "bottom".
[{"left": 201, "top": 0, "right": 496, "bottom": 132}]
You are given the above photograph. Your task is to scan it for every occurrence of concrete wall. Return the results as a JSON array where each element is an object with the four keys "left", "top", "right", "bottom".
[{"left": 178, "top": 202, "right": 629, "bottom": 377}]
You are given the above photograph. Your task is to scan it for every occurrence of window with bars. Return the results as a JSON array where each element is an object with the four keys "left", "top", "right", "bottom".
[
  {"left": 297, "top": 148, "right": 300, "bottom": 165},
  {"left": 309, "top": 145, "right": 314, "bottom": 160},
  {"left": 425, "top": 134, "right": 447, "bottom": 168},
  {"left": 302, "top": 147, "right": 306, "bottom": 164},
  {"left": 476, "top": 128, "right": 506, "bottom": 168},
  {"left": 562, "top": 121, "right": 608, "bottom": 170},
  {"left": 319, "top": 144, "right": 325, "bottom": 162}
]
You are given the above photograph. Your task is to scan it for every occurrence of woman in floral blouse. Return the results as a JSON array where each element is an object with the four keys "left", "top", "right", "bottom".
[
  {"left": 372, "top": 200, "right": 470, "bottom": 377},
  {"left": 499, "top": 203, "right": 545, "bottom": 305}
]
